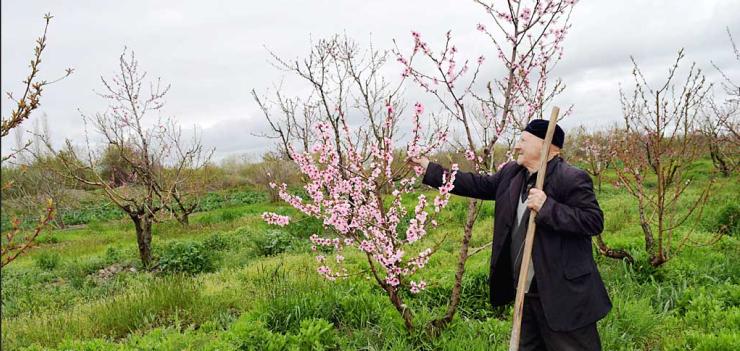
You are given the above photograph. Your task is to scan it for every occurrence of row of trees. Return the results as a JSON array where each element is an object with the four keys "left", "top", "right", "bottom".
[
  {"left": 258, "top": 1, "right": 737, "bottom": 333},
  {"left": 565, "top": 40, "right": 738, "bottom": 267},
  {"left": 4, "top": 3, "right": 736, "bottom": 336}
]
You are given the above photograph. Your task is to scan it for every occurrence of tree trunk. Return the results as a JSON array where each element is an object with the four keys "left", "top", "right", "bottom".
[
  {"left": 388, "top": 287, "right": 414, "bottom": 331},
  {"left": 638, "top": 206, "right": 654, "bottom": 254},
  {"left": 175, "top": 212, "right": 189, "bottom": 226},
  {"left": 131, "top": 213, "right": 153, "bottom": 268},
  {"left": 594, "top": 234, "right": 634, "bottom": 264},
  {"left": 430, "top": 199, "right": 479, "bottom": 332},
  {"left": 709, "top": 143, "right": 730, "bottom": 177}
]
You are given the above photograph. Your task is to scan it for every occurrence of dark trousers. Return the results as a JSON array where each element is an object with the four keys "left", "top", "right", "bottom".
[{"left": 519, "top": 294, "right": 602, "bottom": 351}]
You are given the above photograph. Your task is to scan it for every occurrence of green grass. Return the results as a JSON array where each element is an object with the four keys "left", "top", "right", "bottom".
[{"left": 2, "top": 161, "right": 739, "bottom": 350}]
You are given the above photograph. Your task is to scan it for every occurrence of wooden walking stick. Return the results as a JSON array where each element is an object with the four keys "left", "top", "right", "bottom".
[{"left": 508, "top": 107, "right": 560, "bottom": 351}]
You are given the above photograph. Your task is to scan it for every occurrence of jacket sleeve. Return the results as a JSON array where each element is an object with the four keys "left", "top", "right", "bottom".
[
  {"left": 535, "top": 170, "right": 604, "bottom": 237},
  {"left": 421, "top": 161, "right": 509, "bottom": 201}
]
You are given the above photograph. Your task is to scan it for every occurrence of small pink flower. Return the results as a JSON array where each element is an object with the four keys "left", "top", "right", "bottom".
[
  {"left": 465, "top": 150, "right": 476, "bottom": 161},
  {"left": 410, "top": 280, "right": 427, "bottom": 294},
  {"left": 262, "top": 212, "right": 290, "bottom": 226}
]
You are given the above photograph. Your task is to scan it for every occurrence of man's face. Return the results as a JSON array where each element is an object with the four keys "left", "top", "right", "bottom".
[{"left": 513, "top": 131, "right": 544, "bottom": 167}]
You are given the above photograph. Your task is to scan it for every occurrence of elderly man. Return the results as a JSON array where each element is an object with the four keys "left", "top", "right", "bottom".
[{"left": 410, "top": 120, "right": 610, "bottom": 350}]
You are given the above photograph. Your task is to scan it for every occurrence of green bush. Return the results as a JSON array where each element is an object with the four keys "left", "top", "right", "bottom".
[
  {"left": 158, "top": 241, "right": 216, "bottom": 275},
  {"left": 203, "top": 233, "right": 230, "bottom": 251},
  {"left": 225, "top": 314, "right": 338, "bottom": 351},
  {"left": 35, "top": 234, "right": 60, "bottom": 244},
  {"left": 104, "top": 246, "right": 123, "bottom": 265},
  {"left": 34, "top": 251, "right": 61, "bottom": 271},
  {"left": 251, "top": 230, "right": 293, "bottom": 257},
  {"left": 228, "top": 189, "right": 267, "bottom": 206},
  {"left": 288, "top": 216, "right": 324, "bottom": 239},
  {"left": 197, "top": 192, "right": 227, "bottom": 212},
  {"left": 703, "top": 201, "right": 739, "bottom": 236},
  {"left": 61, "top": 202, "right": 125, "bottom": 226},
  {"left": 293, "top": 318, "right": 339, "bottom": 350}
]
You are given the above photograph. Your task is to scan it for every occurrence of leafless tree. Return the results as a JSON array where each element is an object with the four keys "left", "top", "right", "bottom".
[
  {"left": 244, "top": 152, "right": 299, "bottom": 203},
  {"left": 44, "top": 49, "right": 212, "bottom": 267},
  {"left": 702, "top": 27, "right": 740, "bottom": 176},
  {"left": 567, "top": 125, "right": 612, "bottom": 192},
  {"left": 613, "top": 49, "right": 716, "bottom": 267}
]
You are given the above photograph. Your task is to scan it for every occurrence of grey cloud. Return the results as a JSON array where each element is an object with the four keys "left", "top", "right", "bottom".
[{"left": 2, "top": 0, "right": 739, "bottom": 160}]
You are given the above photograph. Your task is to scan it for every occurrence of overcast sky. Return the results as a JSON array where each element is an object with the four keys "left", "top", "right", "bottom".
[{"left": 2, "top": 0, "right": 739, "bottom": 161}]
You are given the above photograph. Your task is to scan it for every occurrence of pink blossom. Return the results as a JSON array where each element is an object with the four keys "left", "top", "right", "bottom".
[
  {"left": 465, "top": 149, "right": 476, "bottom": 161},
  {"left": 410, "top": 280, "right": 427, "bottom": 294},
  {"left": 262, "top": 212, "right": 290, "bottom": 226}
]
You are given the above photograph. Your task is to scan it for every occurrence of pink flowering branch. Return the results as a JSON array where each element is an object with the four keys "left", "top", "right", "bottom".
[{"left": 263, "top": 101, "right": 457, "bottom": 331}]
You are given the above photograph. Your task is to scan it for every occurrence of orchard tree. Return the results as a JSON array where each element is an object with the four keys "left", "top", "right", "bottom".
[
  {"left": 1, "top": 13, "right": 72, "bottom": 267},
  {"left": 613, "top": 50, "right": 716, "bottom": 267},
  {"left": 393, "top": 0, "right": 577, "bottom": 329},
  {"left": 568, "top": 125, "right": 612, "bottom": 192},
  {"left": 258, "top": 35, "right": 456, "bottom": 332},
  {"left": 45, "top": 49, "right": 212, "bottom": 267},
  {"left": 702, "top": 27, "right": 740, "bottom": 176},
  {"left": 244, "top": 152, "right": 300, "bottom": 203},
  {"left": 263, "top": 102, "right": 455, "bottom": 332}
]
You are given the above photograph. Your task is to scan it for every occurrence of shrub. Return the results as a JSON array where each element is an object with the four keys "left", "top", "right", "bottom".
[
  {"left": 35, "top": 251, "right": 61, "bottom": 271},
  {"left": 197, "top": 192, "right": 226, "bottom": 212},
  {"left": 203, "top": 233, "right": 230, "bottom": 251},
  {"left": 224, "top": 314, "right": 338, "bottom": 351},
  {"left": 35, "top": 234, "right": 60, "bottom": 244},
  {"left": 158, "top": 241, "right": 216, "bottom": 275},
  {"left": 251, "top": 230, "right": 293, "bottom": 257},
  {"left": 703, "top": 201, "right": 739, "bottom": 236},
  {"left": 228, "top": 189, "right": 267, "bottom": 206},
  {"left": 288, "top": 216, "right": 325, "bottom": 239},
  {"left": 293, "top": 318, "right": 338, "bottom": 350},
  {"left": 104, "top": 246, "right": 123, "bottom": 265}
]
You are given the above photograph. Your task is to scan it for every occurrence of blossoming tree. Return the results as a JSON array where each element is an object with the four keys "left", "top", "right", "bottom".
[
  {"left": 258, "top": 35, "right": 464, "bottom": 331},
  {"left": 263, "top": 101, "right": 456, "bottom": 331}
]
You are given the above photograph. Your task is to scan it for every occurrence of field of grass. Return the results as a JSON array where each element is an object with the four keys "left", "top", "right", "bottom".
[{"left": 1, "top": 162, "right": 738, "bottom": 350}]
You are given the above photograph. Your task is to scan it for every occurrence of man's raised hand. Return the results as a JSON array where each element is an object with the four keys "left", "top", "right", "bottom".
[{"left": 407, "top": 156, "right": 430, "bottom": 172}]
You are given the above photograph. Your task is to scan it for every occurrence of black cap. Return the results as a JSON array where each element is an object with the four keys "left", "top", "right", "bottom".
[{"left": 523, "top": 119, "right": 565, "bottom": 148}]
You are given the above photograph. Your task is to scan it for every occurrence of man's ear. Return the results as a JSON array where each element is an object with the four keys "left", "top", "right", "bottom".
[{"left": 549, "top": 144, "right": 561, "bottom": 154}]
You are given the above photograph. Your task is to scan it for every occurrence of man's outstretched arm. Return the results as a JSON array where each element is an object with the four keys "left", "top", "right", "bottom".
[{"left": 420, "top": 161, "right": 511, "bottom": 201}]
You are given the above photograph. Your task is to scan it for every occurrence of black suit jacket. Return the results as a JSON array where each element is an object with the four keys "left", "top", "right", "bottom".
[{"left": 422, "top": 157, "right": 611, "bottom": 331}]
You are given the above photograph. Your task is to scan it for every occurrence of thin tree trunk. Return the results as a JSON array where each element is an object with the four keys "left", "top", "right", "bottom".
[
  {"left": 430, "top": 199, "right": 479, "bottom": 332},
  {"left": 388, "top": 288, "right": 414, "bottom": 332},
  {"left": 639, "top": 206, "right": 654, "bottom": 253},
  {"left": 594, "top": 234, "right": 634, "bottom": 264},
  {"left": 709, "top": 143, "right": 730, "bottom": 177}
]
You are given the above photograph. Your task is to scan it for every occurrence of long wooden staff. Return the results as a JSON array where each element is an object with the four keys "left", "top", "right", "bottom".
[{"left": 509, "top": 107, "right": 560, "bottom": 351}]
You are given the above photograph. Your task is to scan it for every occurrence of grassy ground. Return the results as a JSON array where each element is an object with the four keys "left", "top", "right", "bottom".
[{"left": 1, "top": 162, "right": 738, "bottom": 350}]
